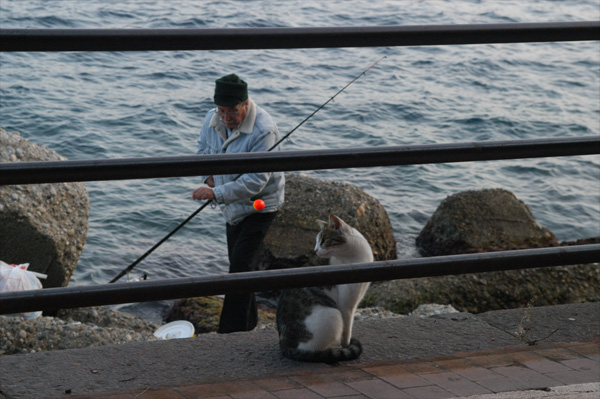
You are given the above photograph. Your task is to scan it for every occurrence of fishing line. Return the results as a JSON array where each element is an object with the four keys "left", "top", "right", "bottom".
[{"left": 109, "top": 56, "right": 386, "bottom": 283}]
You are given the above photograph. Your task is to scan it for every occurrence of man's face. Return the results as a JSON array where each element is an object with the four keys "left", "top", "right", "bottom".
[{"left": 216, "top": 100, "right": 248, "bottom": 129}]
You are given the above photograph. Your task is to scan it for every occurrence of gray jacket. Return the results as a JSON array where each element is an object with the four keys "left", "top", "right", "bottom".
[{"left": 196, "top": 99, "right": 285, "bottom": 225}]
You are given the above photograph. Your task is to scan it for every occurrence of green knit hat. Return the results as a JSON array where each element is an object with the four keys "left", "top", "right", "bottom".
[{"left": 213, "top": 73, "right": 248, "bottom": 107}]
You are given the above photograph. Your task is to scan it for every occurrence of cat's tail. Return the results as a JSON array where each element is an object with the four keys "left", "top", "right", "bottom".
[{"left": 280, "top": 338, "right": 363, "bottom": 364}]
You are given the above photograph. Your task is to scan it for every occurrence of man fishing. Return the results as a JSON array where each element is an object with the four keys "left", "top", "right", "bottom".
[{"left": 192, "top": 73, "right": 285, "bottom": 333}]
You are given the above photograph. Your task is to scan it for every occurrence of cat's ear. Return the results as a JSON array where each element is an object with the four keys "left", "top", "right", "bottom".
[
  {"left": 316, "top": 219, "right": 328, "bottom": 229},
  {"left": 330, "top": 214, "right": 353, "bottom": 235},
  {"left": 329, "top": 214, "right": 344, "bottom": 229}
]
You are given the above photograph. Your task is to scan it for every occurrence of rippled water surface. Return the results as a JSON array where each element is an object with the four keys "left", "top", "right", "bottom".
[{"left": 1, "top": 1, "right": 599, "bottom": 319}]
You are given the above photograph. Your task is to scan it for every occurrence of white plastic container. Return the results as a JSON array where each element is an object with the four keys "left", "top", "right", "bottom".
[{"left": 153, "top": 320, "right": 195, "bottom": 340}]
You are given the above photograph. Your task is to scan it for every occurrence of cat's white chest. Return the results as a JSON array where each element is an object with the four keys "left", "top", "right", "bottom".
[{"left": 325, "top": 282, "right": 370, "bottom": 309}]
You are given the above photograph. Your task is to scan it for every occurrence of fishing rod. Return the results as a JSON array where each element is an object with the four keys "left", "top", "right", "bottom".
[{"left": 109, "top": 56, "right": 386, "bottom": 283}]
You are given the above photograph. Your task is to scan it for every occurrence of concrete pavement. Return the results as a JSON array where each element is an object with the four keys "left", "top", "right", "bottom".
[{"left": 0, "top": 302, "right": 598, "bottom": 399}]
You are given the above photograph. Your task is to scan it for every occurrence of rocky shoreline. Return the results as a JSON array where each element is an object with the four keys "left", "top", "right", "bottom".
[
  {"left": 2, "top": 129, "right": 597, "bottom": 360},
  {"left": 0, "top": 304, "right": 456, "bottom": 356},
  {"left": 0, "top": 307, "right": 159, "bottom": 356}
]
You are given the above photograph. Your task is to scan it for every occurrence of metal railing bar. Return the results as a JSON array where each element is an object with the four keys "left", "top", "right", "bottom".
[
  {"left": 1, "top": 22, "right": 599, "bottom": 52},
  {"left": 1, "top": 245, "right": 598, "bottom": 315},
  {"left": 1, "top": 136, "right": 598, "bottom": 185}
]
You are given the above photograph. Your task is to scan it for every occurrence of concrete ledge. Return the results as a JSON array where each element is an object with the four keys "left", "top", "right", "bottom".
[{"left": 0, "top": 302, "right": 598, "bottom": 399}]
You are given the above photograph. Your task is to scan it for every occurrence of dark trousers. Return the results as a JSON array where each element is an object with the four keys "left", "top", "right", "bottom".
[{"left": 217, "top": 211, "right": 278, "bottom": 334}]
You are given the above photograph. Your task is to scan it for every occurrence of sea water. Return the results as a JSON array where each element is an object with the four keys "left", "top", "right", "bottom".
[{"left": 1, "top": 0, "right": 599, "bottom": 320}]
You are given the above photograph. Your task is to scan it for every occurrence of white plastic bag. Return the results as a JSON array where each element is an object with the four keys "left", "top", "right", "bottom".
[{"left": 0, "top": 260, "right": 47, "bottom": 319}]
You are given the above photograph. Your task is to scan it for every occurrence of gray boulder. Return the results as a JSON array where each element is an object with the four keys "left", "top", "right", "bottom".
[
  {"left": 0, "top": 128, "right": 89, "bottom": 288},
  {"left": 363, "top": 188, "right": 597, "bottom": 315},
  {"left": 257, "top": 174, "right": 396, "bottom": 270},
  {"left": 416, "top": 188, "right": 558, "bottom": 256}
]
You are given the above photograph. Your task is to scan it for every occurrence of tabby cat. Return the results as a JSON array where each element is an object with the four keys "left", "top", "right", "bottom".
[{"left": 276, "top": 214, "right": 373, "bottom": 363}]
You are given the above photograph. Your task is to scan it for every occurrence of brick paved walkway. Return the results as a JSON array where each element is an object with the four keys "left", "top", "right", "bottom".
[{"left": 75, "top": 340, "right": 599, "bottom": 399}]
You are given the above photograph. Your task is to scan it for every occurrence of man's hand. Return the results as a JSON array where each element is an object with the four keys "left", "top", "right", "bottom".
[{"left": 193, "top": 187, "right": 216, "bottom": 201}]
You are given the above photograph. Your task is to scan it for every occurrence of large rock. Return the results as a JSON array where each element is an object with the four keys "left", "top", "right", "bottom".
[
  {"left": 257, "top": 174, "right": 396, "bottom": 270},
  {"left": 364, "top": 188, "right": 597, "bottom": 314},
  {"left": 0, "top": 128, "right": 89, "bottom": 288},
  {"left": 416, "top": 188, "right": 558, "bottom": 256}
]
